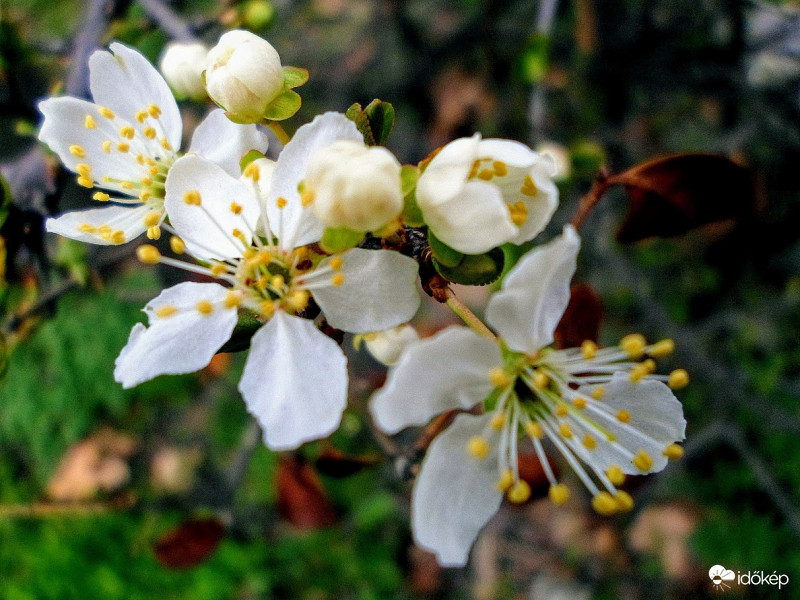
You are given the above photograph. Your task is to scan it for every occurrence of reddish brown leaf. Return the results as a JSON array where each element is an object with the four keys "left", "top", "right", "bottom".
[
  {"left": 277, "top": 454, "right": 338, "bottom": 529},
  {"left": 314, "top": 448, "right": 381, "bottom": 478},
  {"left": 554, "top": 283, "right": 603, "bottom": 349},
  {"left": 611, "top": 153, "right": 756, "bottom": 243},
  {"left": 154, "top": 517, "right": 225, "bottom": 569}
]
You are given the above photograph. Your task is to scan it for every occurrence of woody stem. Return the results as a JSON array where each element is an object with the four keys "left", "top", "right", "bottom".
[{"left": 445, "top": 287, "right": 496, "bottom": 340}]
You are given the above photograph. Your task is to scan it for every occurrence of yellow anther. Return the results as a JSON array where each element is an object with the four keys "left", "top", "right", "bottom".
[
  {"left": 139, "top": 190, "right": 152, "bottom": 202},
  {"left": 77, "top": 176, "right": 93, "bottom": 188},
  {"left": 149, "top": 166, "right": 159, "bottom": 175},
  {"left": 507, "top": 480, "right": 531, "bottom": 504},
  {"left": 78, "top": 224, "right": 96, "bottom": 233},
  {"left": 243, "top": 162, "right": 260, "bottom": 181},
  {"left": 489, "top": 367, "right": 511, "bottom": 388},
  {"left": 144, "top": 127, "right": 156, "bottom": 139},
  {"left": 136, "top": 244, "right": 161, "bottom": 265},
  {"left": 581, "top": 339, "right": 598, "bottom": 360},
  {"left": 141, "top": 177, "right": 153, "bottom": 186},
  {"left": 466, "top": 436, "right": 490, "bottom": 459},
  {"left": 533, "top": 370, "right": 549, "bottom": 389},
  {"left": 620, "top": 333, "right": 647, "bottom": 359},
  {"left": 496, "top": 469, "right": 514, "bottom": 492},
  {"left": 230, "top": 202, "right": 243, "bottom": 215},
  {"left": 256, "top": 276, "right": 269, "bottom": 291},
  {"left": 591, "top": 491, "right": 618, "bottom": 516},
  {"left": 205, "top": 263, "right": 224, "bottom": 278},
  {"left": 224, "top": 291, "right": 243, "bottom": 309},
  {"left": 592, "top": 386, "right": 605, "bottom": 400},
  {"left": 663, "top": 444, "right": 684, "bottom": 461},
  {"left": 476, "top": 169, "right": 494, "bottom": 181},
  {"left": 136, "top": 154, "right": 145, "bottom": 165},
  {"left": 119, "top": 126, "right": 135, "bottom": 139},
  {"left": 102, "top": 140, "right": 112, "bottom": 153},
  {"left": 93, "top": 192, "right": 110, "bottom": 202},
  {"left": 493, "top": 160, "right": 508, "bottom": 177},
  {"left": 276, "top": 196, "right": 287, "bottom": 209},
  {"left": 84, "top": 115, "right": 97, "bottom": 129},
  {"left": 559, "top": 423, "right": 573, "bottom": 439},
  {"left": 294, "top": 246, "right": 309, "bottom": 260},
  {"left": 156, "top": 305, "right": 178, "bottom": 318},
  {"left": 117, "top": 142, "right": 130, "bottom": 153},
  {"left": 614, "top": 490, "right": 635, "bottom": 512},
  {"left": 285, "top": 290, "right": 310, "bottom": 312},
  {"left": 490, "top": 414, "right": 506, "bottom": 430},
  {"left": 329, "top": 256, "right": 344, "bottom": 270},
  {"left": 160, "top": 138, "right": 172, "bottom": 151},
  {"left": 525, "top": 421, "right": 544, "bottom": 439},
  {"left": 606, "top": 465, "right": 625, "bottom": 486},
  {"left": 120, "top": 181, "right": 134, "bottom": 190},
  {"left": 616, "top": 410, "right": 631, "bottom": 423},
  {"left": 183, "top": 190, "right": 202, "bottom": 205},
  {"left": 668, "top": 369, "right": 689, "bottom": 390},
  {"left": 99, "top": 107, "right": 115, "bottom": 119},
  {"left": 170, "top": 236, "right": 186, "bottom": 254},
  {"left": 548, "top": 484, "right": 570, "bottom": 506},
  {"left": 300, "top": 190, "right": 315, "bottom": 207},
  {"left": 633, "top": 450, "right": 654, "bottom": 472},
  {"left": 520, "top": 174, "right": 538, "bottom": 197},
  {"left": 508, "top": 201, "right": 528, "bottom": 226},
  {"left": 98, "top": 225, "right": 112, "bottom": 235},
  {"left": 259, "top": 300, "right": 275, "bottom": 317},
  {"left": 195, "top": 300, "right": 214, "bottom": 315},
  {"left": 331, "top": 273, "right": 345, "bottom": 287},
  {"left": 648, "top": 338, "right": 675, "bottom": 358},
  {"left": 146, "top": 226, "right": 161, "bottom": 240},
  {"left": 573, "top": 396, "right": 587, "bottom": 410},
  {"left": 135, "top": 110, "right": 148, "bottom": 123},
  {"left": 555, "top": 404, "right": 568, "bottom": 417},
  {"left": 145, "top": 157, "right": 156, "bottom": 166},
  {"left": 270, "top": 274, "right": 285, "bottom": 290},
  {"left": 100, "top": 230, "right": 113, "bottom": 241},
  {"left": 69, "top": 145, "right": 86, "bottom": 158},
  {"left": 583, "top": 434, "right": 597, "bottom": 450},
  {"left": 148, "top": 104, "right": 162, "bottom": 118},
  {"left": 144, "top": 211, "right": 161, "bottom": 228}
]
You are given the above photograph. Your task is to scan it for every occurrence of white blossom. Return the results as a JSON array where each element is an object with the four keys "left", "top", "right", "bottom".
[
  {"left": 363, "top": 324, "right": 420, "bottom": 365},
  {"left": 159, "top": 41, "right": 209, "bottom": 101}
]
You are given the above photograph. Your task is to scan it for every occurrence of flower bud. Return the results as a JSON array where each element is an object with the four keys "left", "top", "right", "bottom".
[
  {"left": 159, "top": 42, "right": 209, "bottom": 101},
  {"left": 305, "top": 140, "right": 403, "bottom": 232},
  {"left": 364, "top": 324, "right": 419, "bottom": 366},
  {"left": 205, "top": 30, "right": 285, "bottom": 123}
]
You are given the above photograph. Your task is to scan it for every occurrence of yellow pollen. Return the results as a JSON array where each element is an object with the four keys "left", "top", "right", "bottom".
[
  {"left": 614, "top": 490, "right": 635, "bottom": 512},
  {"left": 285, "top": 290, "right": 310, "bottom": 312},
  {"left": 120, "top": 181, "right": 134, "bottom": 190},
  {"left": 77, "top": 176, "right": 93, "bottom": 188},
  {"left": 92, "top": 191, "right": 109, "bottom": 202},
  {"left": 230, "top": 202, "right": 243, "bottom": 215},
  {"left": 581, "top": 339, "right": 598, "bottom": 360},
  {"left": 508, "top": 201, "right": 528, "bottom": 226},
  {"left": 183, "top": 190, "right": 202, "bottom": 206},
  {"left": 489, "top": 367, "right": 511, "bottom": 388},
  {"left": 145, "top": 157, "right": 156, "bottom": 166},
  {"left": 270, "top": 274, "right": 285, "bottom": 290},
  {"left": 476, "top": 169, "right": 494, "bottom": 181},
  {"left": 84, "top": 115, "right": 97, "bottom": 129},
  {"left": 583, "top": 434, "right": 597, "bottom": 450},
  {"left": 521, "top": 174, "right": 538, "bottom": 196},
  {"left": 496, "top": 469, "right": 514, "bottom": 492},
  {"left": 136, "top": 154, "right": 145, "bottom": 165},
  {"left": 141, "top": 177, "right": 153, "bottom": 186},
  {"left": 559, "top": 423, "right": 573, "bottom": 438},
  {"left": 256, "top": 276, "right": 269, "bottom": 291},
  {"left": 331, "top": 273, "right": 345, "bottom": 287},
  {"left": 98, "top": 225, "right": 112, "bottom": 235},
  {"left": 149, "top": 166, "right": 159, "bottom": 175},
  {"left": 493, "top": 160, "right": 508, "bottom": 177},
  {"left": 224, "top": 291, "right": 243, "bottom": 309},
  {"left": 606, "top": 465, "right": 625, "bottom": 486},
  {"left": 328, "top": 257, "right": 343, "bottom": 271},
  {"left": 102, "top": 140, "right": 112, "bottom": 153},
  {"left": 139, "top": 190, "right": 152, "bottom": 202},
  {"left": 525, "top": 421, "right": 544, "bottom": 439},
  {"left": 294, "top": 246, "right": 309, "bottom": 260},
  {"left": 507, "top": 480, "right": 531, "bottom": 504},
  {"left": 616, "top": 410, "right": 631, "bottom": 423},
  {"left": 78, "top": 224, "right": 96, "bottom": 233},
  {"left": 466, "top": 436, "right": 490, "bottom": 459},
  {"left": 243, "top": 162, "right": 260, "bottom": 181},
  {"left": 195, "top": 300, "right": 214, "bottom": 315},
  {"left": 573, "top": 397, "right": 587, "bottom": 410},
  {"left": 148, "top": 104, "right": 162, "bottom": 118},
  {"left": 668, "top": 369, "right": 689, "bottom": 390},
  {"left": 633, "top": 450, "right": 654, "bottom": 472},
  {"left": 144, "top": 127, "right": 157, "bottom": 139},
  {"left": 99, "top": 107, "right": 115, "bottom": 119},
  {"left": 592, "top": 386, "right": 605, "bottom": 400},
  {"left": 555, "top": 403, "right": 569, "bottom": 417},
  {"left": 592, "top": 491, "right": 618, "bottom": 516},
  {"left": 621, "top": 333, "right": 647, "bottom": 359},
  {"left": 490, "top": 414, "right": 506, "bottom": 430},
  {"left": 276, "top": 196, "right": 287, "bottom": 209},
  {"left": 259, "top": 300, "right": 275, "bottom": 317},
  {"left": 144, "top": 211, "right": 161, "bottom": 228},
  {"left": 301, "top": 190, "right": 315, "bottom": 207},
  {"left": 146, "top": 226, "right": 161, "bottom": 240},
  {"left": 69, "top": 145, "right": 86, "bottom": 158},
  {"left": 75, "top": 163, "right": 90, "bottom": 176},
  {"left": 135, "top": 110, "right": 148, "bottom": 123},
  {"left": 663, "top": 444, "right": 684, "bottom": 461},
  {"left": 647, "top": 338, "right": 675, "bottom": 358},
  {"left": 548, "top": 484, "right": 570, "bottom": 506},
  {"left": 533, "top": 370, "right": 549, "bottom": 389},
  {"left": 136, "top": 244, "right": 161, "bottom": 265},
  {"left": 170, "top": 236, "right": 186, "bottom": 254},
  {"left": 100, "top": 230, "right": 113, "bottom": 241},
  {"left": 117, "top": 142, "right": 130, "bottom": 153},
  {"left": 210, "top": 263, "right": 228, "bottom": 277},
  {"left": 156, "top": 305, "right": 178, "bottom": 318},
  {"left": 119, "top": 126, "right": 135, "bottom": 139},
  {"left": 160, "top": 138, "right": 172, "bottom": 151}
]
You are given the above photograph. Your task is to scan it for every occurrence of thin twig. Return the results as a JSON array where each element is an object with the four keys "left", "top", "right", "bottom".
[{"left": 137, "top": 0, "right": 198, "bottom": 43}]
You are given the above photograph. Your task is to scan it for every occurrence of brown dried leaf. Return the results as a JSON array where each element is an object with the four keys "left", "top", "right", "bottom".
[
  {"left": 553, "top": 283, "right": 603, "bottom": 349},
  {"left": 154, "top": 517, "right": 225, "bottom": 569},
  {"left": 277, "top": 454, "right": 338, "bottom": 529},
  {"left": 314, "top": 447, "right": 380, "bottom": 478}
]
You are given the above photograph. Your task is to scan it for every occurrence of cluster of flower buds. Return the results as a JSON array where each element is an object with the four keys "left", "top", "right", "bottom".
[{"left": 38, "top": 29, "right": 689, "bottom": 568}]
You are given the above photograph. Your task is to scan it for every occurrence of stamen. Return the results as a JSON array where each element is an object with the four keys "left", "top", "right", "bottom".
[
  {"left": 614, "top": 490, "right": 634, "bottom": 512},
  {"left": 69, "top": 145, "right": 86, "bottom": 158},
  {"left": 520, "top": 174, "right": 538, "bottom": 196},
  {"left": 508, "top": 201, "right": 528, "bottom": 226},
  {"left": 648, "top": 338, "right": 675, "bottom": 358},
  {"left": 301, "top": 189, "right": 315, "bottom": 207},
  {"left": 137, "top": 244, "right": 161, "bottom": 264},
  {"left": 99, "top": 107, "right": 115, "bottom": 119},
  {"left": 467, "top": 436, "right": 490, "bottom": 459},
  {"left": 559, "top": 423, "right": 573, "bottom": 439},
  {"left": 632, "top": 450, "right": 653, "bottom": 472},
  {"left": 555, "top": 403, "right": 569, "bottom": 417},
  {"left": 668, "top": 369, "right": 689, "bottom": 389},
  {"left": 620, "top": 333, "right": 647, "bottom": 359},
  {"left": 476, "top": 169, "right": 494, "bottom": 181},
  {"left": 606, "top": 465, "right": 625, "bottom": 486},
  {"left": 331, "top": 273, "right": 345, "bottom": 287},
  {"left": 224, "top": 291, "right": 243, "bottom": 309},
  {"left": 243, "top": 162, "right": 260, "bottom": 181},
  {"left": 156, "top": 306, "right": 178, "bottom": 318},
  {"left": 117, "top": 142, "right": 130, "bottom": 153},
  {"left": 148, "top": 104, "right": 162, "bottom": 118},
  {"left": 144, "top": 127, "right": 156, "bottom": 139},
  {"left": 195, "top": 300, "right": 214, "bottom": 315},
  {"left": 77, "top": 176, "right": 93, "bottom": 188},
  {"left": 230, "top": 202, "right": 243, "bottom": 215},
  {"left": 581, "top": 340, "right": 598, "bottom": 359},
  {"left": 591, "top": 491, "right": 618, "bottom": 515},
  {"left": 276, "top": 197, "right": 287, "bottom": 209},
  {"left": 493, "top": 160, "right": 508, "bottom": 177},
  {"left": 525, "top": 421, "right": 544, "bottom": 439},
  {"left": 616, "top": 410, "right": 631, "bottom": 423},
  {"left": 582, "top": 434, "right": 597, "bottom": 450},
  {"left": 507, "top": 480, "right": 531, "bottom": 504},
  {"left": 663, "top": 444, "right": 684, "bottom": 461},
  {"left": 489, "top": 367, "right": 512, "bottom": 388},
  {"left": 170, "top": 236, "right": 186, "bottom": 254},
  {"left": 93, "top": 192, "right": 110, "bottom": 202},
  {"left": 146, "top": 226, "right": 161, "bottom": 240},
  {"left": 144, "top": 211, "right": 161, "bottom": 228},
  {"left": 548, "top": 484, "right": 570, "bottom": 506},
  {"left": 592, "top": 386, "right": 605, "bottom": 400},
  {"left": 84, "top": 115, "right": 97, "bottom": 129},
  {"left": 135, "top": 110, "right": 148, "bottom": 123},
  {"left": 496, "top": 469, "right": 514, "bottom": 492},
  {"left": 102, "top": 141, "right": 112, "bottom": 153},
  {"left": 490, "top": 414, "right": 506, "bottom": 430},
  {"left": 573, "top": 397, "right": 587, "bottom": 410},
  {"left": 183, "top": 190, "right": 202, "bottom": 205},
  {"left": 119, "top": 126, "right": 135, "bottom": 139}
]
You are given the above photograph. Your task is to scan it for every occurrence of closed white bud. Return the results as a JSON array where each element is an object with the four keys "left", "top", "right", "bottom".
[
  {"left": 205, "top": 30, "right": 285, "bottom": 123},
  {"left": 365, "top": 324, "right": 419, "bottom": 365},
  {"left": 159, "top": 42, "right": 209, "bottom": 101},
  {"left": 306, "top": 140, "right": 403, "bottom": 232}
]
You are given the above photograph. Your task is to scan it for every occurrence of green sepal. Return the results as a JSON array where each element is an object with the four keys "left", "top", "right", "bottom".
[
  {"left": 218, "top": 310, "right": 263, "bottom": 353},
  {"left": 345, "top": 103, "right": 375, "bottom": 146},
  {"left": 428, "top": 230, "right": 463, "bottom": 268},
  {"left": 345, "top": 99, "right": 396, "bottom": 146},
  {"left": 433, "top": 247, "right": 505, "bottom": 286},
  {"left": 320, "top": 226, "right": 364, "bottom": 254},
  {"left": 240, "top": 149, "right": 266, "bottom": 173},
  {"left": 400, "top": 165, "right": 424, "bottom": 226},
  {"left": 264, "top": 89, "right": 302, "bottom": 121},
  {"left": 283, "top": 66, "right": 309, "bottom": 89},
  {"left": 224, "top": 111, "right": 259, "bottom": 125}
]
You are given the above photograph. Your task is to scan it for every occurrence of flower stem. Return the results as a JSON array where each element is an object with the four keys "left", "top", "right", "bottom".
[
  {"left": 266, "top": 121, "right": 291, "bottom": 145},
  {"left": 445, "top": 288, "right": 495, "bottom": 340}
]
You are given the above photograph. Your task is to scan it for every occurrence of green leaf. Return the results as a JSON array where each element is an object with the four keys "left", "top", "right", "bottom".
[
  {"left": 428, "top": 230, "right": 463, "bottom": 268},
  {"left": 363, "top": 99, "right": 395, "bottom": 146},
  {"left": 240, "top": 149, "right": 266, "bottom": 173},
  {"left": 320, "top": 226, "right": 364, "bottom": 254},
  {"left": 282, "top": 65, "right": 309, "bottom": 89},
  {"left": 400, "top": 165, "right": 424, "bottom": 226},
  {"left": 263, "top": 89, "right": 302, "bottom": 121},
  {"left": 433, "top": 247, "right": 505, "bottom": 286},
  {"left": 345, "top": 103, "right": 375, "bottom": 146}
]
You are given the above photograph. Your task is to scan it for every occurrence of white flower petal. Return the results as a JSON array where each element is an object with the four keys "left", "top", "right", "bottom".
[
  {"left": 370, "top": 326, "right": 502, "bottom": 434},
  {"left": 311, "top": 249, "right": 420, "bottom": 333},
  {"left": 45, "top": 204, "right": 150, "bottom": 245},
  {"left": 412, "top": 413, "right": 502, "bottom": 567},
  {"left": 238, "top": 311, "right": 348, "bottom": 450},
  {"left": 114, "top": 282, "right": 237, "bottom": 388},
  {"left": 267, "top": 112, "right": 362, "bottom": 249},
  {"left": 506, "top": 159, "right": 559, "bottom": 245},
  {"left": 476, "top": 138, "right": 538, "bottom": 167},
  {"left": 416, "top": 135, "right": 480, "bottom": 207},
  {"left": 164, "top": 155, "right": 260, "bottom": 260},
  {"left": 364, "top": 324, "right": 420, "bottom": 366},
  {"left": 188, "top": 109, "right": 269, "bottom": 177},
  {"left": 89, "top": 43, "right": 182, "bottom": 151},
  {"left": 485, "top": 225, "right": 580, "bottom": 353}
]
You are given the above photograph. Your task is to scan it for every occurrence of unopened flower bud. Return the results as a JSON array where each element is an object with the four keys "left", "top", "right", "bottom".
[
  {"left": 205, "top": 30, "right": 285, "bottom": 124},
  {"left": 159, "top": 42, "right": 209, "bottom": 101},
  {"left": 364, "top": 324, "right": 419, "bottom": 366},
  {"left": 306, "top": 140, "right": 403, "bottom": 232}
]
